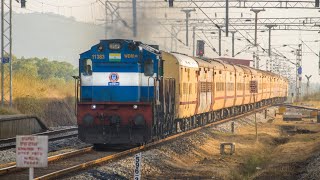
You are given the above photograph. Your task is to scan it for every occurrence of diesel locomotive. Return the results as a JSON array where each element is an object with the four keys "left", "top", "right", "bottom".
[{"left": 76, "top": 39, "right": 288, "bottom": 146}]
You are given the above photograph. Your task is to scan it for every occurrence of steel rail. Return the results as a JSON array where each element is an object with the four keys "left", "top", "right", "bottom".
[
  {"left": 0, "top": 127, "right": 78, "bottom": 144},
  {"left": 282, "top": 104, "right": 320, "bottom": 111},
  {"left": 34, "top": 105, "right": 274, "bottom": 180}
]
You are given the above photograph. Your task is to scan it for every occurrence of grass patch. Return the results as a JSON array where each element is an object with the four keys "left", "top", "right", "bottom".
[
  {"left": 231, "top": 154, "right": 269, "bottom": 180},
  {"left": 0, "top": 71, "right": 75, "bottom": 126},
  {"left": 302, "top": 92, "right": 320, "bottom": 101},
  {"left": 0, "top": 107, "right": 20, "bottom": 115}
]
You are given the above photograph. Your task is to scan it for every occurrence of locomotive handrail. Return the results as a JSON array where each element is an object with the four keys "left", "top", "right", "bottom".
[
  {"left": 72, "top": 76, "right": 80, "bottom": 115},
  {"left": 147, "top": 77, "right": 156, "bottom": 102}
]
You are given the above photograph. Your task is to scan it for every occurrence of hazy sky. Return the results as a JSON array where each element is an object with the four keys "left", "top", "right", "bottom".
[{"left": 12, "top": 0, "right": 320, "bottom": 84}]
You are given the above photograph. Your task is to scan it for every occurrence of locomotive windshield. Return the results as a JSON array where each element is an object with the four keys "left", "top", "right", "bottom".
[
  {"left": 83, "top": 59, "right": 92, "bottom": 76},
  {"left": 144, "top": 58, "right": 154, "bottom": 76}
]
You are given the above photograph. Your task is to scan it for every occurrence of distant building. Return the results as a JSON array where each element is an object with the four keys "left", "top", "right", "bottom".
[{"left": 216, "top": 57, "right": 252, "bottom": 67}]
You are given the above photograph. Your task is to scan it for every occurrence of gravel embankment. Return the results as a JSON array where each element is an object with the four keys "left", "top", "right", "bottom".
[
  {"left": 299, "top": 152, "right": 320, "bottom": 180},
  {"left": 65, "top": 107, "right": 277, "bottom": 179}
]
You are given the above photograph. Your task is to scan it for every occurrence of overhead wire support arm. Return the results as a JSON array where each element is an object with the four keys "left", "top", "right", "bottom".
[
  {"left": 159, "top": 23, "right": 187, "bottom": 46},
  {"left": 301, "top": 40, "right": 319, "bottom": 57}
]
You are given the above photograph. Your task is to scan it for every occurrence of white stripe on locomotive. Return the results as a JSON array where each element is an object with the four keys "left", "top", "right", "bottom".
[{"left": 81, "top": 72, "right": 156, "bottom": 86}]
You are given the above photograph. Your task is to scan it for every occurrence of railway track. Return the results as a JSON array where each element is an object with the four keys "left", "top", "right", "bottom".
[
  {"left": 0, "top": 105, "right": 273, "bottom": 179},
  {"left": 0, "top": 127, "right": 78, "bottom": 151},
  {"left": 282, "top": 103, "right": 319, "bottom": 111}
]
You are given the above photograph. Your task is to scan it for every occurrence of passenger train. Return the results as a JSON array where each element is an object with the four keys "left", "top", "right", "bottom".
[{"left": 76, "top": 39, "right": 288, "bottom": 146}]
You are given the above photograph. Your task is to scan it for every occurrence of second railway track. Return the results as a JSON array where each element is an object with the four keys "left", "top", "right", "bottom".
[
  {"left": 0, "top": 127, "right": 79, "bottom": 151},
  {"left": 0, "top": 105, "right": 275, "bottom": 180}
]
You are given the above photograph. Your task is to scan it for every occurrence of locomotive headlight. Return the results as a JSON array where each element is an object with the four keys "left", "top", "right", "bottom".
[
  {"left": 133, "top": 105, "right": 138, "bottom": 109},
  {"left": 91, "top": 104, "right": 97, "bottom": 109},
  {"left": 109, "top": 42, "right": 121, "bottom": 50}
]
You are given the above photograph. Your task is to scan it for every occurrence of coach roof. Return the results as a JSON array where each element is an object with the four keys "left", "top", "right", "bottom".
[{"left": 171, "top": 53, "right": 199, "bottom": 68}]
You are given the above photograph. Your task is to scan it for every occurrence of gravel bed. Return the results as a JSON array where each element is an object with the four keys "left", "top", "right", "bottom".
[
  {"left": 0, "top": 150, "right": 16, "bottom": 165},
  {"left": 65, "top": 107, "right": 277, "bottom": 180},
  {"left": 299, "top": 152, "right": 320, "bottom": 180},
  {"left": 212, "top": 107, "right": 276, "bottom": 133}
]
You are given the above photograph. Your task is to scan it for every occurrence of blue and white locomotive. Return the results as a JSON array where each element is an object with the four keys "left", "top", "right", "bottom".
[{"left": 77, "top": 39, "right": 171, "bottom": 146}]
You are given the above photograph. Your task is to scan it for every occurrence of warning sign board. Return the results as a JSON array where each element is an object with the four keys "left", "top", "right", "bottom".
[
  {"left": 16, "top": 136, "right": 48, "bottom": 168},
  {"left": 250, "top": 80, "right": 258, "bottom": 93}
]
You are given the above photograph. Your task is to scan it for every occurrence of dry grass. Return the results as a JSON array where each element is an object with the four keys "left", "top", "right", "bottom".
[
  {"left": 203, "top": 116, "right": 320, "bottom": 179},
  {"left": 295, "top": 100, "right": 320, "bottom": 109},
  {"left": 0, "top": 107, "right": 21, "bottom": 115},
  {"left": 298, "top": 91, "right": 320, "bottom": 108},
  {"left": 0, "top": 72, "right": 76, "bottom": 126},
  {"left": 302, "top": 91, "right": 320, "bottom": 101},
  {"left": 12, "top": 73, "right": 73, "bottom": 99}
]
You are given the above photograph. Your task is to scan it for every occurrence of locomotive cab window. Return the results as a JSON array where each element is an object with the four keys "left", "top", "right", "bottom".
[
  {"left": 144, "top": 58, "right": 154, "bottom": 76},
  {"left": 83, "top": 59, "right": 92, "bottom": 76}
]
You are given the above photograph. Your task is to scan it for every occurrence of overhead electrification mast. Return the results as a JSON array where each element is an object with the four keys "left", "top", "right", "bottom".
[{"left": 0, "top": 0, "right": 25, "bottom": 107}]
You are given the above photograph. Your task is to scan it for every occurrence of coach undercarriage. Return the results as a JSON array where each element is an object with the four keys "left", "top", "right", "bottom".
[{"left": 152, "top": 96, "right": 286, "bottom": 139}]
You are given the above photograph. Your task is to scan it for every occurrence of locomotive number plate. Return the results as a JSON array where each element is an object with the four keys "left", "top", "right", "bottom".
[{"left": 92, "top": 54, "right": 105, "bottom": 60}]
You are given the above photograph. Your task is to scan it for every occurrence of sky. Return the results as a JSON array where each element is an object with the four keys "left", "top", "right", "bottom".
[{"left": 12, "top": 0, "right": 320, "bottom": 85}]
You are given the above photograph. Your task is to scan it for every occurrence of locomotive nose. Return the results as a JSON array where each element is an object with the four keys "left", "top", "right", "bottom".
[{"left": 110, "top": 115, "right": 121, "bottom": 125}]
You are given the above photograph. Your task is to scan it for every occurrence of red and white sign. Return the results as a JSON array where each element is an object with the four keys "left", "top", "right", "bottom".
[{"left": 16, "top": 136, "right": 48, "bottom": 168}]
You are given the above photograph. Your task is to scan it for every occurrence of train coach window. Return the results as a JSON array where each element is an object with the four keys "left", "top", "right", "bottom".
[
  {"left": 83, "top": 59, "right": 92, "bottom": 76},
  {"left": 144, "top": 59, "right": 154, "bottom": 76}
]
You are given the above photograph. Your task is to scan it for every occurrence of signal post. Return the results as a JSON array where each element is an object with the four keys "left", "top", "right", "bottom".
[{"left": 250, "top": 80, "right": 258, "bottom": 141}]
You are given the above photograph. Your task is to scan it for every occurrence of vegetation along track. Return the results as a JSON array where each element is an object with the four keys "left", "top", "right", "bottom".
[
  {"left": 0, "top": 105, "right": 275, "bottom": 179},
  {"left": 0, "top": 127, "right": 78, "bottom": 150}
]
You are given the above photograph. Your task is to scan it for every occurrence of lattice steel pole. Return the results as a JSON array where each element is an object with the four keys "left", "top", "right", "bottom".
[
  {"left": 1, "top": 0, "right": 13, "bottom": 107},
  {"left": 296, "top": 44, "right": 302, "bottom": 102}
]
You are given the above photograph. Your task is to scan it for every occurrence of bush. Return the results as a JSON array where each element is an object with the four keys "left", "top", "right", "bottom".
[{"left": 230, "top": 154, "right": 268, "bottom": 179}]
